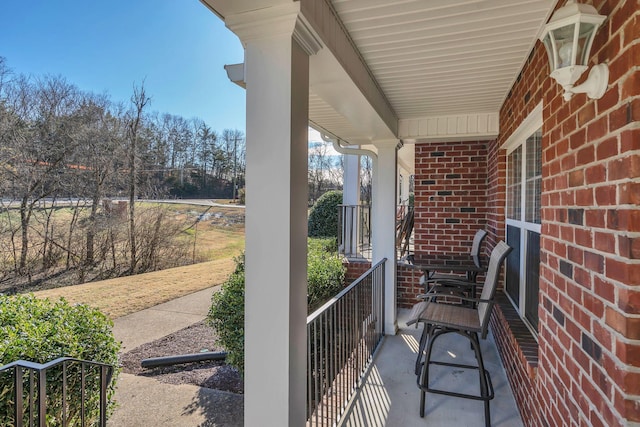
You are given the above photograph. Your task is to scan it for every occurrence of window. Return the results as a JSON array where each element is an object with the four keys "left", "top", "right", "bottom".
[{"left": 503, "top": 104, "right": 542, "bottom": 335}]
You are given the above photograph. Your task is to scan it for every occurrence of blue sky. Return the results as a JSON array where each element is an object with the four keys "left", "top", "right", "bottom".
[{"left": 0, "top": 0, "right": 246, "bottom": 132}]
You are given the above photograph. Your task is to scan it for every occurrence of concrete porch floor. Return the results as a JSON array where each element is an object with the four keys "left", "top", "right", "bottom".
[{"left": 339, "top": 309, "right": 524, "bottom": 427}]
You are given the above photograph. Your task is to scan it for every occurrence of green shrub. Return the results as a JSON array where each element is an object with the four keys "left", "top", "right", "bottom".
[
  {"left": 307, "top": 238, "right": 344, "bottom": 312},
  {"left": 0, "top": 295, "right": 120, "bottom": 426},
  {"left": 208, "top": 239, "right": 345, "bottom": 374},
  {"left": 207, "top": 255, "right": 245, "bottom": 375},
  {"left": 308, "top": 190, "right": 343, "bottom": 238}
]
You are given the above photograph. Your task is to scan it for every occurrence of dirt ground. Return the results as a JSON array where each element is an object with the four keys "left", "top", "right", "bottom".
[{"left": 119, "top": 321, "right": 244, "bottom": 394}]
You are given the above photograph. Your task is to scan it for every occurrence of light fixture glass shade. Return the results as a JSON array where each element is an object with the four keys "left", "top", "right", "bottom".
[{"left": 539, "top": 1, "right": 608, "bottom": 100}]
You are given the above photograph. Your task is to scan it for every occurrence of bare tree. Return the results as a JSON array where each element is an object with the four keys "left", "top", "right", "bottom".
[
  {"left": 0, "top": 56, "right": 258, "bottom": 285},
  {"left": 0, "top": 56, "right": 12, "bottom": 96},
  {"left": 126, "top": 82, "right": 150, "bottom": 274},
  {"left": 70, "top": 94, "right": 126, "bottom": 265},
  {"left": 0, "top": 74, "right": 82, "bottom": 273},
  {"left": 308, "top": 141, "right": 339, "bottom": 202}
]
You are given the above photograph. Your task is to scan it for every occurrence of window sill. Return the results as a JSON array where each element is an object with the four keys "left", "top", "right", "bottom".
[{"left": 491, "top": 292, "right": 538, "bottom": 380}]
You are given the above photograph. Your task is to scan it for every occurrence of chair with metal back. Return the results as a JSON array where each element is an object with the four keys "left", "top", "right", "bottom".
[
  {"left": 420, "top": 228, "right": 488, "bottom": 285},
  {"left": 406, "top": 240, "right": 512, "bottom": 427}
]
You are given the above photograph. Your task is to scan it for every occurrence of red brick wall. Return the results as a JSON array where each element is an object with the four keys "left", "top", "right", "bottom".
[
  {"left": 399, "top": 141, "right": 492, "bottom": 309},
  {"left": 486, "top": 138, "right": 507, "bottom": 250},
  {"left": 397, "top": 263, "right": 424, "bottom": 308},
  {"left": 413, "top": 141, "right": 490, "bottom": 254},
  {"left": 343, "top": 259, "right": 371, "bottom": 284},
  {"left": 494, "top": 1, "right": 640, "bottom": 426}
]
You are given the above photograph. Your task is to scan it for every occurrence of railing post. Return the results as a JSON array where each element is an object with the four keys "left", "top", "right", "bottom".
[
  {"left": 37, "top": 369, "right": 46, "bottom": 427},
  {"left": 381, "top": 261, "right": 386, "bottom": 336},
  {"left": 14, "top": 366, "right": 23, "bottom": 427},
  {"left": 62, "top": 361, "right": 67, "bottom": 427},
  {"left": 80, "top": 364, "right": 86, "bottom": 426},
  {"left": 100, "top": 365, "right": 108, "bottom": 427},
  {"left": 30, "top": 370, "right": 35, "bottom": 427}
]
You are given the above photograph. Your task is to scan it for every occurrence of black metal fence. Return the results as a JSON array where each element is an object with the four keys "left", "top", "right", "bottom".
[
  {"left": 338, "top": 204, "right": 415, "bottom": 260},
  {"left": 0, "top": 357, "right": 114, "bottom": 427},
  {"left": 306, "top": 258, "right": 386, "bottom": 426},
  {"left": 337, "top": 204, "right": 371, "bottom": 259}
]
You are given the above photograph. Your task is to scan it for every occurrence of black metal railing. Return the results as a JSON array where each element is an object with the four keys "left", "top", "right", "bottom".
[
  {"left": 338, "top": 204, "right": 414, "bottom": 260},
  {"left": 306, "top": 258, "right": 386, "bottom": 426},
  {"left": 338, "top": 204, "right": 371, "bottom": 259},
  {"left": 0, "top": 357, "right": 114, "bottom": 427}
]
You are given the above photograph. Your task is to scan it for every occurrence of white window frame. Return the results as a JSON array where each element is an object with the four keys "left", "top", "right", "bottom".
[{"left": 502, "top": 102, "right": 543, "bottom": 336}]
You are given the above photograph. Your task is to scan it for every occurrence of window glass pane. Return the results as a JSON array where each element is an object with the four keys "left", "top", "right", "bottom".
[
  {"left": 525, "top": 179, "right": 541, "bottom": 224},
  {"left": 525, "top": 231, "right": 540, "bottom": 332},
  {"left": 505, "top": 225, "right": 521, "bottom": 306},
  {"left": 526, "top": 130, "right": 542, "bottom": 179},
  {"left": 526, "top": 129, "right": 542, "bottom": 224},
  {"left": 507, "top": 146, "right": 522, "bottom": 220}
]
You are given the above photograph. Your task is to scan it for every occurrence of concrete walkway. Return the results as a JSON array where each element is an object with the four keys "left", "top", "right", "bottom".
[{"left": 108, "top": 287, "right": 244, "bottom": 427}]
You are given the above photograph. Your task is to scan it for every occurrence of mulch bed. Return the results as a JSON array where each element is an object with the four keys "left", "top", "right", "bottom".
[{"left": 119, "top": 321, "right": 244, "bottom": 394}]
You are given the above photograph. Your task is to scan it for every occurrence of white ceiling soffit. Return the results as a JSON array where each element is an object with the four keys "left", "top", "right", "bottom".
[
  {"left": 331, "top": 0, "right": 556, "bottom": 120},
  {"left": 309, "top": 47, "right": 397, "bottom": 144}
]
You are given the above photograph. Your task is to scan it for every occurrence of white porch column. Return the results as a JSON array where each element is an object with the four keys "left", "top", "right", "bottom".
[
  {"left": 342, "top": 153, "right": 360, "bottom": 256},
  {"left": 343, "top": 153, "right": 360, "bottom": 205},
  {"left": 229, "top": 6, "right": 321, "bottom": 426},
  {"left": 398, "top": 165, "right": 411, "bottom": 205},
  {"left": 371, "top": 142, "right": 399, "bottom": 335}
]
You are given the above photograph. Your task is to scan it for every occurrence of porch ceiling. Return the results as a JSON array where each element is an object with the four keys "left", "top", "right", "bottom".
[
  {"left": 201, "top": 0, "right": 558, "bottom": 154},
  {"left": 304, "top": 0, "right": 557, "bottom": 150},
  {"left": 331, "top": 0, "right": 556, "bottom": 118}
]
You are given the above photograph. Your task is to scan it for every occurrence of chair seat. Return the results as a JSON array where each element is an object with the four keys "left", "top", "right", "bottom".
[{"left": 407, "top": 301, "right": 481, "bottom": 332}]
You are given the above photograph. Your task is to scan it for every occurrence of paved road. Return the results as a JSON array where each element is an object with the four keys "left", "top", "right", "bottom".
[
  {"left": 0, "top": 198, "right": 245, "bottom": 209},
  {"left": 141, "top": 199, "right": 245, "bottom": 209}
]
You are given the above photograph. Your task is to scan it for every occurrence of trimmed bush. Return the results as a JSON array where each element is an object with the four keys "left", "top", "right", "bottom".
[
  {"left": 207, "top": 254, "right": 245, "bottom": 375},
  {"left": 308, "top": 190, "right": 343, "bottom": 238},
  {"left": 307, "top": 238, "right": 344, "bottom": 312},
  {"left": 0, "top": 295, "right": 120, "bottom": 426},
  {"left": 208, "top": 239, "right": 345, "bottom": 374}
]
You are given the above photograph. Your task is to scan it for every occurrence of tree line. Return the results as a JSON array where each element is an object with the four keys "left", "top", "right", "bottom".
[
  {"left": 0, "top": 57, "right": 245, "bottom": 282},
  {"left": 0, "top": 56, "right": 368, "bottom": 284},
  {"left": 0, "top": 57, "right": 247, "bottom": 202}
]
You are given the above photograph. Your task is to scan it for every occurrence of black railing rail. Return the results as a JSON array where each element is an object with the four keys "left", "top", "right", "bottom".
[
  {"left": 0, "top": 357, "right": 114, "bottom": 427},
  {"left": 306, "top": 258, "right": 386, "bottom": 427},
  {"left": 338, "top": 204, "right": 371, "bottom": 259}
]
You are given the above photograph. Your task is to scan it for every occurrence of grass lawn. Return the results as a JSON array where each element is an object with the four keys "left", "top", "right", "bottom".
[
  {"left": 29, "top": 201, "right": 245, "bottom": 319},
  {"left": 33, "top": 257, "right": 238, "bottom": 319}
]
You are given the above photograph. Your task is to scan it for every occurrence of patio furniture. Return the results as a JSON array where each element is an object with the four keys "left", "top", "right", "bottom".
[
  {"left": 406, "top": 241, "right": 512, "bottom": 427},
  {"left": 415, "top": 229, "right": 489, "bottom": 309},
  {"left": 422, "top": 228, "right": 488, "bottom": 283}
]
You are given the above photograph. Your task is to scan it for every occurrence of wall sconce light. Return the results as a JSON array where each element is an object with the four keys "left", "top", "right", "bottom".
[{"left": 539, "top": 0, "right": 608, "bottom": 100}]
